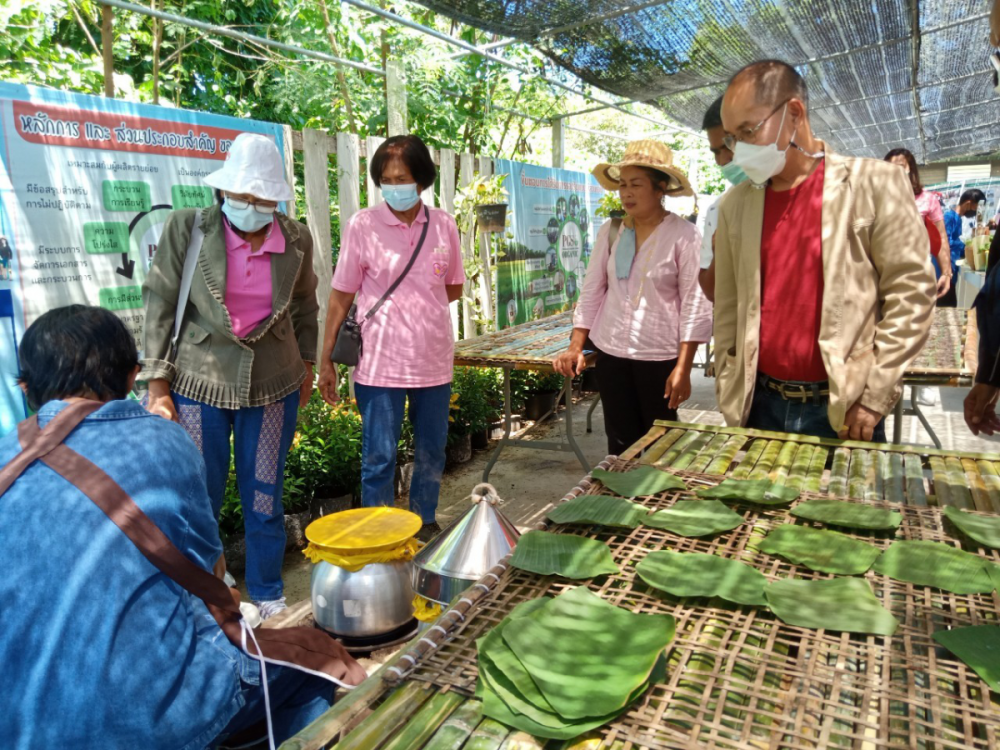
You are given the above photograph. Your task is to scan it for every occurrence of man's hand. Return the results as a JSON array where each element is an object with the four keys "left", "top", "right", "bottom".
[
  {"left": 839, "top": 402, "right": 883, "bottom": 442},
  {"left": 145, "top": 379, "right": 178, "bottom": 422},
  {"left": 664, "top": 368, "right": 691, "bottom": 410},
  {"left": 935, "top": 274, "right": 951, "bottom": 299},
  {"left": 318, "top": 360, "right": 340, "bottom": 406},
  {"left": 553, "top": 347, "right": 586, "bottom": 378},
  {"left": 964, "top": 383, "right": 1000, "bottom": 436},
  {"left": 299, "top": 361, "right": 315, "bottom": 408}
]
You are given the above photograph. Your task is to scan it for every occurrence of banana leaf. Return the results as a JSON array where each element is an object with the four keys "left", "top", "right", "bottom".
[
  {"left": 758, "top": 525, "right": 881, "bottom": 575},
  {"left": 943, "top": 506, "right": 1000, "bottom": 549},
  {"left": 503, "top": 586, "right": 675, "bottom": 720},
  {"left": 765, "top": 577, "right": 899, "bottom": 636},
  {"left": 790, "top": 499, "right": 902, "bottom": 531},
  {"left": 933, "top": 625, "right": 1000, "bottom": 691},
  {"left": 640, "top": 500, "right": 744, "bottom": 537},
  {"left": 636, "top": 551, "right": 767, "bottom": 606},
  {"left": 695, "top": 478, "right": 800, "bottom": 506},
  {"left": 590, "top": 466, "right": 687, "bottom": 498},
  {"left": 873, "top": 540, "right": 998, "bottom": 594},
  {"left": 547, "top": 494, "right": 646, "bottom": 528},
  {"left": 509, "top": 530, "right": 619, "bottom": 579}
]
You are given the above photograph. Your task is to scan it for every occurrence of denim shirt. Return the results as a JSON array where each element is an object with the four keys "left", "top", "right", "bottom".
[{"left": 0, "top": 400, "right": 259, "bottom": 750}]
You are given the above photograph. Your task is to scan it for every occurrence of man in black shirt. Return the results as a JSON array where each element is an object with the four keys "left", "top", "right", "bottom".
[{"left": 965, "top": 230, "right": 1000, "bottom": 435}]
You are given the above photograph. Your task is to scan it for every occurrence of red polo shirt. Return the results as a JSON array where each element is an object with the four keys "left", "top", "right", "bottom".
[{"left": 757, "top": 159, "right": 828, "bottom": 382}]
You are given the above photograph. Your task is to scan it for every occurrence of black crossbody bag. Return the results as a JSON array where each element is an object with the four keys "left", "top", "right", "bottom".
[{"left": 330, "top": 206, "right": 431, "bottom": 366}]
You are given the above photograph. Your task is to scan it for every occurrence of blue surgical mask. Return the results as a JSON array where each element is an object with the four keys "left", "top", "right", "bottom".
[
  {"left": 720, "top": 161, "right": 748, "bottom": 186},
  {"left": 222, "top": 198, "right": 273, "bottom": 233},
  {"left": 381, "top": 183, "right": 420, "bottom": 212}
]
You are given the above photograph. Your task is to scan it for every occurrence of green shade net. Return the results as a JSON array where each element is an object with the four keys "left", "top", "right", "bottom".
[
  {"left": 791, "top": 499, "right": 902, "bottom": 531},
  {"left": 758, "top": 525, "right": 881, "bottom": 575},
  {"left": 509, "top": 530, "right": 619, "bottom": 579},
  {"left": 591, "top": 466, "right": 687, "bottom": 498},
  {"left": 641, "top": 499, "right": 744, "bottom": 537},
  {"left": 933, "top": 625, "right": 1000, "bottom": 692},
  {"left": 636, "top": 551, "right": 767, "bottom": 606},
  {"left": 547, "top": 494, "right": 646, "bottom": 528},
  {"left": 873, "top": 540, "right": 999, "bottom": 594},
  {"left": 503, "top": 586, "right": 675, "bottom": 719},
  {"left": 696, "top": 478, "right": 800, "bottom": 506},
  {"left": 943, "top": 506, "right": 1000, "bottom": 549},
  {"left": 765, "top": 577, "right": 899, "bottom": 636}
]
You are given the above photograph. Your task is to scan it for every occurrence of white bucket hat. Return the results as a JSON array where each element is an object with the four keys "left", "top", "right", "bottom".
[{"left": 204, "top": 133, "right": 293, "bottom": 202}]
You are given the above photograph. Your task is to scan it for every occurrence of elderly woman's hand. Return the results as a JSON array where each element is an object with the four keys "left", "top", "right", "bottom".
[
  {"left": 554, "top": 347, "right": 586, "bottom": 378},
  {"left": 318, "top": 360, "right": 340, "bottom": 406},
  {"left": 299, "top": 361, "right": 315, "bottom": 408},
  {"left": 145, "top": 379, "right": 178, "bottom": 422}
]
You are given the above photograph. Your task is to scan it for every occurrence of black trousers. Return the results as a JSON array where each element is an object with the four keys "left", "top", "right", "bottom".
[{"left": 595, "top": 351, "right": 678, "bottom": 456}]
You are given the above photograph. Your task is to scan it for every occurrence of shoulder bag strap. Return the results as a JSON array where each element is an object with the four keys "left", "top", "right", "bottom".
[
  {"left": 609, "top": 217, "right": 622, "bottom": 248},
  {"left": 170, "top": 208, "right": 207, "bottom": 356},
  {"left": 364, "top": 205, "right": 432, "bottom": 321}
]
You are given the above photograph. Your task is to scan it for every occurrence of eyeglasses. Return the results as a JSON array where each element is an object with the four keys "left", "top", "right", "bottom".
[
  {"left": 722, "top": 99, "right": 790, "bottom": 152},
  {"left": 226, "top": 196, "right": 277, "bottom": 215}
]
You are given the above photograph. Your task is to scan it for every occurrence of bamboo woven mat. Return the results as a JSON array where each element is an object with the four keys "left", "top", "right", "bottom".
[
  {"left": 906, "top": 307, "right": 976, "bottom": 380},
  {"left": 399, "top": 459, "right": 1000, "bottom": 750},
  {"left": 453, "top": 311, "right": 577, "bottom": 369}
]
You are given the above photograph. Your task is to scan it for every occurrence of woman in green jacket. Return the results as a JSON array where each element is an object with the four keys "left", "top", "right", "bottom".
[{"left": 142, "top": 133, "right": 318, "bottom": 619}]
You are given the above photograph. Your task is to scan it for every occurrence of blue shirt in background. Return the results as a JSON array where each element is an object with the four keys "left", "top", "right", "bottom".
[
  {"left": 0, "top": 399, "right": 257, "bottom": 750},
  {"left": 944, "top": 209, "right": 965, "bottom": 268}
]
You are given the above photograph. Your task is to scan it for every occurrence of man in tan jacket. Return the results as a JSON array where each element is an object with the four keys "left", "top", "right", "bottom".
[{"left": 714, "top": 60, "right": 936, "bottom": 442}]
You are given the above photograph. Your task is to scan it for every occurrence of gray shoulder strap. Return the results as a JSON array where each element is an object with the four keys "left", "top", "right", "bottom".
[
  {"left": 608, "top": 217, "right": 623, "bottom": 247},
  {"left": 171, "top": 209, "right": 206, "bottom": 351}
]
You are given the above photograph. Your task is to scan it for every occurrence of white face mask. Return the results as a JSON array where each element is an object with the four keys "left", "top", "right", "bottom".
[{"left": 732, "top": 104, "right": 790, "bottom": 187}]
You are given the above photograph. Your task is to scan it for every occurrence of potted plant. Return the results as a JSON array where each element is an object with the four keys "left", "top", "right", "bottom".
[
  {"left": 455, "top": 173, "right": 509, "bottom": 234},
  {"left": 595, "top": 191, "right": 625, "bottom": 220},
  {"left": 517, "top": 370, "right": 565, "bottom": 423}
]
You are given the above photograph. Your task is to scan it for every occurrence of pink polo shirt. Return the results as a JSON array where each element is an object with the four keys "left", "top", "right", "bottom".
[
  {"left": 223, "top": 216, "right": 284, "bottom": 338},
  {"left": 332, "top": 202, "right": 465, "bottom": 388}
]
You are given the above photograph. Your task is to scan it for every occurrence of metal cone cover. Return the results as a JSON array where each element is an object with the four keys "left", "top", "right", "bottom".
[{"left": 413, "top": 498, "right": 520, "bottom": 584}]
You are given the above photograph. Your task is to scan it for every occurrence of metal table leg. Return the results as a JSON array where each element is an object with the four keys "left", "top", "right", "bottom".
[
  {"left": 586, "top": 393, "right": 601, "bottom": 433},
  {"left": 561, "top": 375, "right": 591, "bottom": 473},
  {"left": 482, "top": 367, "right": 512, "bottom": 483},
  {"left": 892, "top": 396, "right": 904, "bottom": 445},
  {"left": 909, "top": 386, "right": 943, "bottom": 450}
]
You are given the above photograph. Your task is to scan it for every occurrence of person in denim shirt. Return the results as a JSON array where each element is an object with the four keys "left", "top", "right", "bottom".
[{"left": 0, "top": 306, "right": 339, "bottom": 749}]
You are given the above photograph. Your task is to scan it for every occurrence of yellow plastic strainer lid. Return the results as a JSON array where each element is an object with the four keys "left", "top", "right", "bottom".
[{"left": 304, "top": 507, "right": 422, "bottom": 554}]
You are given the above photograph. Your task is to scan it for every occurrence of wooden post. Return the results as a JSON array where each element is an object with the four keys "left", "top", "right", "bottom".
[
  {"left": 421, "top": 146, "right": 437, "bottom": 207},
  {"left": 459, "top": 153, "right": 475, "bottom": 338},
  {"left": 365, "top": 135, "right": 385, "bottom": 207},
  {"left": 439, "top": 149, "right": 459, "bottom": 340},
  {"left": 338, "top": 132, "right": 362, "bottom": 226},
  {"left": 303, "top": 129, "right": 334, "bottom": 344},
  {"left": 386, "top": 60, "right": 407, "bottom": 137},
  {"left": 476, "top": 157, "right": 495, "bottom": 329},
  {"left": 101, "top": 4, "right": 115, "bottom": 97},
  {"left": 552, "top": 117, "right": 565, "bottom": 169},
  {"left": 281, "top": 125, "right": 298, "bottom": 219}
]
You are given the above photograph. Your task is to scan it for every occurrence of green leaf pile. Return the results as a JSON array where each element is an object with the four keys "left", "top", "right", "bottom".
[
  {"left": 765, "top": 577, "right": 899, "bottom": 636},
  {"left": 477, "top": 587, "right": 674, "bottom": 738},
  {"left": 791, "top": 499, "right": 902, "bottom": 531},
  {"left": 873, "top": 540, "right": 999, "bottom": 594},
  {"left": 641, "top": 499, "right": 744, "bottom": 537},
  {"left": 547, "top": 494, "right": 646, "bottom": 528},
  {"left": 758, "top": 525, "right": 881, "bottom": 575},
  {"left": 933, "top": 625, "right": 1000, "bottom": 691},
  {"left": 695, "top": 478, "right": 800, "bottom": 506},
  {"left": 509, "top": 530, "right": 619, "bottom": 579},
  {"left": 591, "top": 466, "right": 687, "bottom": 498},
  {"left": 636, "top": 551, "right": 768, "bottom": 606},
  {"left": 943, "top": 506, "right": 1000, "bottom": 549}
]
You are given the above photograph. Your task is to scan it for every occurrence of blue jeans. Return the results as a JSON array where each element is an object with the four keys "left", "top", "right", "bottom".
[
  {"left": 354, "top": 383, "right": 451, "bottom": 523},
  {"left": 747, "top": 383, "right": 887, "bottom": 443},
  {"left": 173, "top": 390, "right": 299, "bottom": 601},
  {"left": 213, "top": 664, "right": 334, "bottom": 747}
]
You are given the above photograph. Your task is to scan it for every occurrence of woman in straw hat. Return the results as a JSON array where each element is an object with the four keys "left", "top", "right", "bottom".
[
  {"left": 554, "top": 140, "right": 713, "bottom": 454},
  {"left": 142, "top": 133, "right": 319, "bottom": 620}
]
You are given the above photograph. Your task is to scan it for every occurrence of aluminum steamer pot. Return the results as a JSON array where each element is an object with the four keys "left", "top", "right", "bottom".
[{"left": 310, "top": 559, "right": 414, "bottom": 638}]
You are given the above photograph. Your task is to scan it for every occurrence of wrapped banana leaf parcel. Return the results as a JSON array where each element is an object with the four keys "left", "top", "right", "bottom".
[{"left": 476, "top": 586, "right": 675, "bottom": 739}]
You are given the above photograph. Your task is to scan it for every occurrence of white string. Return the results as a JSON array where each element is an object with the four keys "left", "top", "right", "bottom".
[
  {"left": 429, "top": 625, "right": 448, "bottom": 636},
  {"left": 242, "top": 621, "right": 276, "bottom": 750},
  {"left": 458, "top": 597, "right": 474, "bottom": 607},
  {"left": 418, "top": 637, "right": 437, "bottom": 649}
]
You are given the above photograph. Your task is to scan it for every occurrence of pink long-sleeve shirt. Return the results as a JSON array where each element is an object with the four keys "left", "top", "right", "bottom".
[{"left": 573, "top": 213, "right": 713, "bottom": 360}]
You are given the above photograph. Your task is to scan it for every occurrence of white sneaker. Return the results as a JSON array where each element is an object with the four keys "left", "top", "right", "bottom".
[{"left": 255, "top": 597, "right": 287, "bottom": 621}]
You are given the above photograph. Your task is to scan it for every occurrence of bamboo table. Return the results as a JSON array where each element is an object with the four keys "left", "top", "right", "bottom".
[
  {"left": 283, "top": 422, "right": 1000, "bottom": 750},
  {"left": 893, "top": 307, "right": 977, "bottom": 448},
  {"left": 454, "top": 311, "right": 598, "bottom": 482}
]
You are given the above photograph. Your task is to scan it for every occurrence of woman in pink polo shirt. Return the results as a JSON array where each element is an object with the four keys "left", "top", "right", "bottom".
[{"left": 318, "top": 135, "right": 465, "bottom": 540}]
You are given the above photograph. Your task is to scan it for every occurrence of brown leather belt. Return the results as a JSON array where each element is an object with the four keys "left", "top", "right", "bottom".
[{"left": 758, "top": 374, "right": 830, "bottom": 403}]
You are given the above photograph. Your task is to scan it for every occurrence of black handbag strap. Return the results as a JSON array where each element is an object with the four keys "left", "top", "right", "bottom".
[{"left": 364, "top": 205, "right": 431, "bottom": 321}]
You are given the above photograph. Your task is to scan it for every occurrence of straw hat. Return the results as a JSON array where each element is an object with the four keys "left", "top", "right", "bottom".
[
  {"left": 592, "top": 139, "right": 693, "bottom": 197},
  {"left": 204, "top": 133, "right": 294, "bottom": 202}
]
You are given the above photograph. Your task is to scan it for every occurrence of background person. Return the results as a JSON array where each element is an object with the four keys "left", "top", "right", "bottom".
[
  {"left": 966, "top": 230, "right": 1000, "bottom": 436},
  {"left": 715, "top": 60, "right": 935, "bottom": 442},
  {"left": 554, "top": 140, "right": 712, "bottom": 455},
  {"left": 317, "top": 135, "right": 464, "bottom": 541},
  {"left": 1, "top": 305, "right": 359, "bottom": 749},
  {"left": 945, "top": 188, "right": 987, "bottom": 267},
  {"left": 142, "top": 133, "right": 319, "bottom": 620}
]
